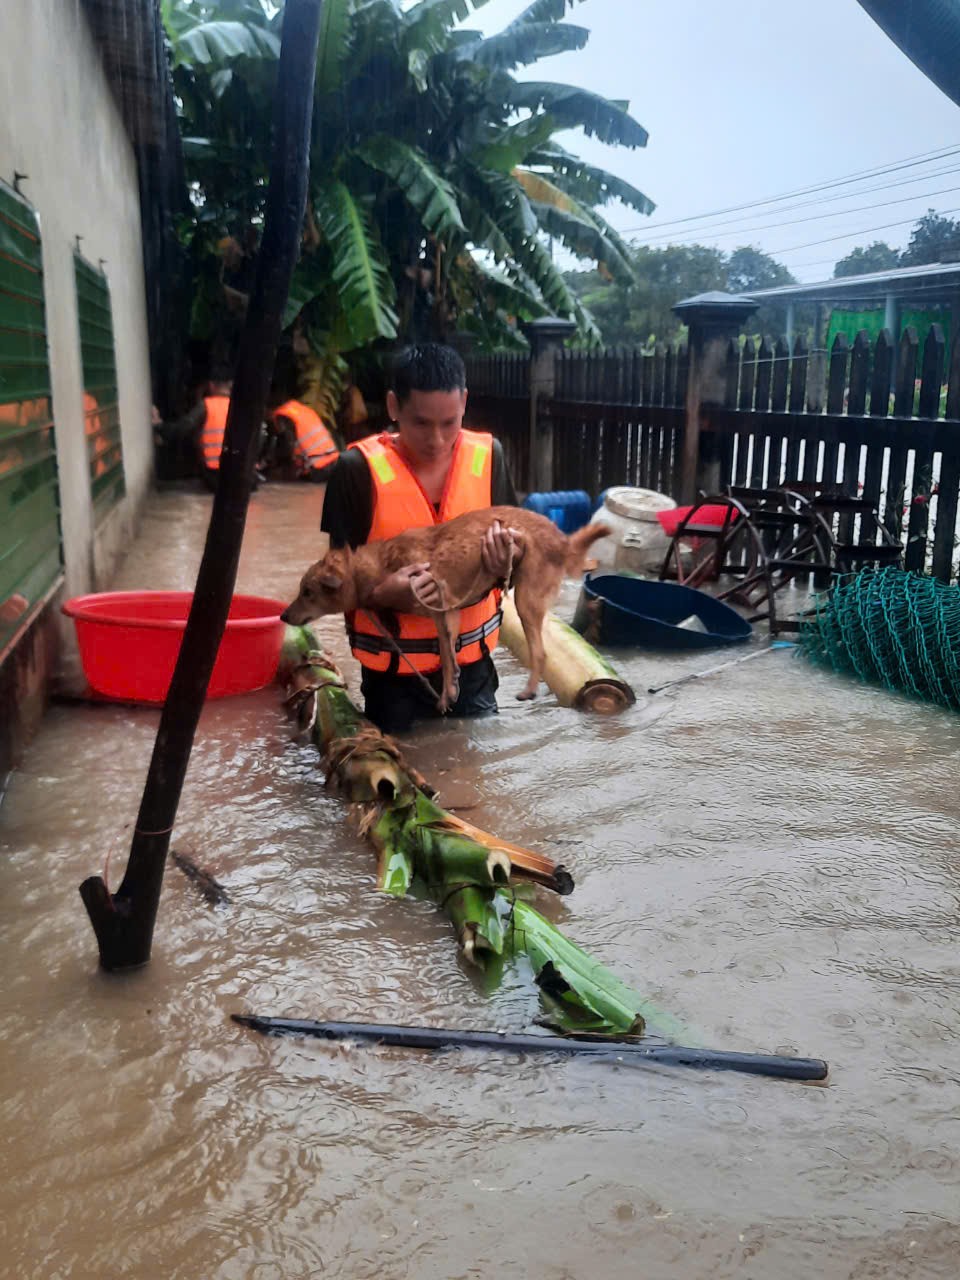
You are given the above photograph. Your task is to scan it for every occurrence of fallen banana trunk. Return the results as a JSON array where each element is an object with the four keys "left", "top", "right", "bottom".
[
  {"left": 499, "top": 593, "right": 635, "bottom": 714},
  {"left": 280, "top": 626, "right": 660, "bottom": 1037}
]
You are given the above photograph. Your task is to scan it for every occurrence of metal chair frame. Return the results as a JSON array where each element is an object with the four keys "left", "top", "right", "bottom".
[{"left": 659, "top": 484, "right": 903, "bottom": 634}]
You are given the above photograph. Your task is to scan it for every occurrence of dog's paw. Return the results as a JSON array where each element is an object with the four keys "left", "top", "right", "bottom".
[
  {"left": 438, "top": 680, "right": 460, "bottom": 714},
  {"left": 516, "top": 686, "right": 538, "bottom": 702}
]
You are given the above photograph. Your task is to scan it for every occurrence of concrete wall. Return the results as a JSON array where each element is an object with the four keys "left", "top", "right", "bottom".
[{"left": 0, "top": 0, "right": 154, "bottom": 774}]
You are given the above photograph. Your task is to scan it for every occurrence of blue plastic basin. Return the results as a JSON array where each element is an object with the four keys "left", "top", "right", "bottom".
[{"left": 572, "top": 574, "right": 753, "bottom": 650}]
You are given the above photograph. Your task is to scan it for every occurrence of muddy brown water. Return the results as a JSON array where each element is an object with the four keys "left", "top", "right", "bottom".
[{"left": 2, "top": 485, "right": 960, "bottom": 1279}]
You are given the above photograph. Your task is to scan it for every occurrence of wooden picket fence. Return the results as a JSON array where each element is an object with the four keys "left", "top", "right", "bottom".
[{"left": 465, "top": 325, "right": 960, "bottom": 581}]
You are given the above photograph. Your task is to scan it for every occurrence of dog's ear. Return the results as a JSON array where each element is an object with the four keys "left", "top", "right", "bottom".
[{"left": 319, "top": 572, "right": 343, "bottom": 590}]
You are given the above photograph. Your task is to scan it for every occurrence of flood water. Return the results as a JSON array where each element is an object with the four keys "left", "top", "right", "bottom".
[{"left": 2, "top": 484, "right": 960, "bottom": 1279}]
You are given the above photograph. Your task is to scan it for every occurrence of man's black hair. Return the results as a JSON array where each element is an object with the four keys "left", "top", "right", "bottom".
[{"left": 391, "top": 343, "right": 466, "bottom": 405}]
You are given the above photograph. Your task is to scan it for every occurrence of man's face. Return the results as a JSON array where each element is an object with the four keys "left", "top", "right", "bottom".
[{"left": 388, "top": 387, "right": 466, "bottom": 466}]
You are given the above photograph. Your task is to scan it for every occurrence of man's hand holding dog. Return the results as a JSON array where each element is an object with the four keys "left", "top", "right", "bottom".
[
  {"left": 370, "top": 521, "right": 522, "bottom": 615},
  {"left": 371, "top": 563, "right": 442, "bottom": 612},
  {"left": 480, "top": 519, "right": 524, "bottom": 583}
]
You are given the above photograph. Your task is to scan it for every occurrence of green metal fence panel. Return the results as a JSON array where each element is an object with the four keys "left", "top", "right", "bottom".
[
  {"left": 74, "top": 254, "right": 124, "bottom": 520},
  {"left": 0, "top": 181, "right": 62, "bottom": 654}
]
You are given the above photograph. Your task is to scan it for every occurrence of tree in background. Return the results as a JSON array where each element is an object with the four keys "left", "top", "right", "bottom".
[
  {"left": 833, "top": 241, "right": 901, "bottom": 277},
  {"left": 831, "top": 212, "right": 960, "bottom": 278},
  {"left": 725, "top": 245, "right": 793, "bottom": 295},
  {"left": 164, "top": 0, "right": 654, "bottom": 417},
  {"left": 570, "top": 244, "right": 725, "bottom": 347},
  {"left": 899, "top": 209, "right": 960, "bottom": 267},
  {"left": 569, "top": 243, "right": 794, "bottom": 347}
]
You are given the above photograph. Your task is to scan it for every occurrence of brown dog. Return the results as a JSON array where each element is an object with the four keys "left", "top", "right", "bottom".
[{"left": 282, "top": 506, "right": 610, "bottom": 710}]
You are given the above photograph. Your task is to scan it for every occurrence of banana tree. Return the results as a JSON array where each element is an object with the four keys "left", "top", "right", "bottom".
[{"left": 165, "top": 0, "right": 656, "bottom": 414}]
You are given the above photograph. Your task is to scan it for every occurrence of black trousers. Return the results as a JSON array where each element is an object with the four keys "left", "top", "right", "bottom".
[
  {"left": 201, "top": 467, "right": 262, "bottom": 493},
  {"left": 361, "top": 656, "right": 499, "bottom": 734}
]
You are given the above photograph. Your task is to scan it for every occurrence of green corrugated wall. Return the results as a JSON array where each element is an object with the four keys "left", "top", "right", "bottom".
[
  {"left": 0, "top": 182, "right": 62, "bottom": 652},
  {"left": 74, "top": 253, "right": 124, "bottom": 521}
]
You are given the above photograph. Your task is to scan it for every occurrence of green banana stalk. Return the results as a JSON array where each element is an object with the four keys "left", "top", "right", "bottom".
[{"left": 278, "top": 626, "right": 682, "bottom": 1039}]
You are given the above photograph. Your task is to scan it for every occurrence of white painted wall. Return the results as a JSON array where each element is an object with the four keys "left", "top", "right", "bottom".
[{"left": 0, "top": 0, "right": 154, "bottom": 602}]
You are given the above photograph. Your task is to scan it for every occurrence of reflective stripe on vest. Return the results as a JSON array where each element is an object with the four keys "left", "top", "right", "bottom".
[
  {"left": 349, "top": 607, "right": 503, "bottom": 657},
  {"left": 200, "top": 396, "right": 229, "bottom": 471},
  {"left": 274, "top": 399, "right": 339, "bottom": 473},
  {"left": 347, "top": 429, "right": 500, "bottom": 675}
]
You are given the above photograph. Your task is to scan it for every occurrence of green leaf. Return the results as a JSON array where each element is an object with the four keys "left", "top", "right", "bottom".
[
  {"left": 507, "top": 81, "right": 649, "bottom": 149},
  {"left": 282, "top": 256, "right": 327, "bottom": 329},
  {"left": 532, "top": 202, "right": 633, "bottom": 278},
  {"left": 476, "top": 115, "right": 558, "bottom": 174},
  {"left": 316, "top": 0, "right": 353, "bottom": 95},
  {"left": 528, "top": 142, "right": 656, "bottom": 215},
  {"left": 314, "top": 182, "right": 399, "bottom": 344},
  {"left": 355, "top": 137, "right": 467, "bottom": 242},
  {"left": 408, "top": 47, "right": 431, "bottom": 93},
  {"left": 461, "top": 167, "right": 575, "bottom": 316},
  {"left": 210, "top": 69, "right": 234, "bottom": 99},
  {"left": 511, "top": 900, "right": 647, "bottom": 1036},
  {"left": 403, "top": 0, "right": 494, "bottom": 31},
  {"left": 455, "top": 21, "right": 589, "bottom": 72},
  {"left": 401, "top": 0, "right": 494, "bottom": 61},
  {"left": 173, "top": 19, "right": 280, "bottom": 67},
  {"left": 455, "top": 254, "right": 549, "bottom": 321}
]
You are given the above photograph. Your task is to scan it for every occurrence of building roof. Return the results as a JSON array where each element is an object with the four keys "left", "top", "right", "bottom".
[
  {"left": 858, "top": 0, "right": 960, "bottom": 111},
  {"left": 746, "top": 260, "right": 960, "bottom": 306}
]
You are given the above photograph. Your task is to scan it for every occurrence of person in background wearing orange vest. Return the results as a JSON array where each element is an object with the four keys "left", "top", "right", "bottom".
[
  {"left": 271, "top": 396, "right": 339, "bottom": 481},
  {"left": 320, "top": 343, "right": 522, "bottom": 734},
  {"left": 155, "top": 372, "right": 266, "bottom": 491}
]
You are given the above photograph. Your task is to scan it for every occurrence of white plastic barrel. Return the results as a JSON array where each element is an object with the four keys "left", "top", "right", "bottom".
[{"left": 588, "top": 486, "right": 676, "bottom": 574}]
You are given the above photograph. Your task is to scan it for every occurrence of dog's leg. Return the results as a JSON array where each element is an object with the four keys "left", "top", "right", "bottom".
[
  {"left": 513, "top": 584, "right": 548, "bottom": 701},
  {"left": 436, "top": 610, "right": 461, "bottom": 712}
]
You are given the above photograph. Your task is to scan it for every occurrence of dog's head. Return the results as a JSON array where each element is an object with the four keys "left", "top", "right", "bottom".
[{"left": 281, "top": 546, "right": 357, "bottom": 624}]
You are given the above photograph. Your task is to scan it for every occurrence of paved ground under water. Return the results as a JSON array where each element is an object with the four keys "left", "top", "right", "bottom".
[{"left": 1, "top": 484, "right": 959, "bottom": 1279}]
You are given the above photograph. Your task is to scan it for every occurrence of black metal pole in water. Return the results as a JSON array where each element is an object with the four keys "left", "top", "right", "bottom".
[
  {"left": 231, "top": 1015, "right": 829, "bottom": 1082},
  {"left": 79, "top": 0, "right": 324, "bottom": 971}
]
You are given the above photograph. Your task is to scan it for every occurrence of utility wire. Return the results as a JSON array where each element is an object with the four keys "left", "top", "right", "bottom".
[
  {"left": 620, "top": 142, "right": 960, "bottom": 235},
  {"left": 640, "top": 183, "right": 960, "bottom": 247},
  {"left": 637, "top": 170, "right": 960, "bottom": 245},
  {"left": 767, "top": 207, "right": 960, "bottom": 257}
]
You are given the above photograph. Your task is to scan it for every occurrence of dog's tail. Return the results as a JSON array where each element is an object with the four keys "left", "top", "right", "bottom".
[{"left": 565, "top": 523, "right": 611, "bottom": 576}]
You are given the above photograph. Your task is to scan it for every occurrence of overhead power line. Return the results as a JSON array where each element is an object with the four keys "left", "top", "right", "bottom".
[
  {"left": 637, "top": 181, "right": 960, "bottom": 247},
  {"left": 766, "top": 205, "right": 960, "bottom": 257},
  {"left": 620, "top": 141, "right": 960, "bottom": 235},
  {"left": 637, "top": 167, "right": 960, "bottom": 244}
]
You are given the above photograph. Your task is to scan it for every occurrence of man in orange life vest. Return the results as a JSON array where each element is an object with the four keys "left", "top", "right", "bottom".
[
  {"left": 320, "top": 343, "right": 521, "bottom": 734},
  {"left": 156, "top": 373, "right": 266, "bottom": 491},
  {"left": 270, "top": 396, "right": 339, "bottom": 481}
]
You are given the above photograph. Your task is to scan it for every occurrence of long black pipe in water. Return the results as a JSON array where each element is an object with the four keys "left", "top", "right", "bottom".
[{"left": 232, "top": 1015, "right": 829, "bottom": 1083}]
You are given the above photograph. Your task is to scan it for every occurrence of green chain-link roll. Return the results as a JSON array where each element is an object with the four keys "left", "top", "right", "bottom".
[{"left": 803, "top": 567, "right": 960, "bottom": 711}]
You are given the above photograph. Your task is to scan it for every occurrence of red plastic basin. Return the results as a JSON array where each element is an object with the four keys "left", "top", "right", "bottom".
[{"left": 62, "top": 591, "right": 287, "bottom": 704}]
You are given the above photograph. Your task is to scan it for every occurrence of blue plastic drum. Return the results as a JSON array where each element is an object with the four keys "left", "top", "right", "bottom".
[{"left": 522, "top": 490, "right": 592, "bottom": 534}]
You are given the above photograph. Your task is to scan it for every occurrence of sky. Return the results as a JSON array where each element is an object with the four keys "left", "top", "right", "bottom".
[{"left": 471, "top": 0, "right": 960, "bottom": 282}]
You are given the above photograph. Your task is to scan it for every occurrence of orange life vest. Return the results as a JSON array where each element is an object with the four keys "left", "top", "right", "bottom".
[
  {"left": 199, "top": 395, "right": 229, "bottom": 471},
  {"left": 348, "top": 429, "right": 501, "bottom": 676},
  {"left": 274, "top": 399, "right": 338, "bottom": 474}
]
